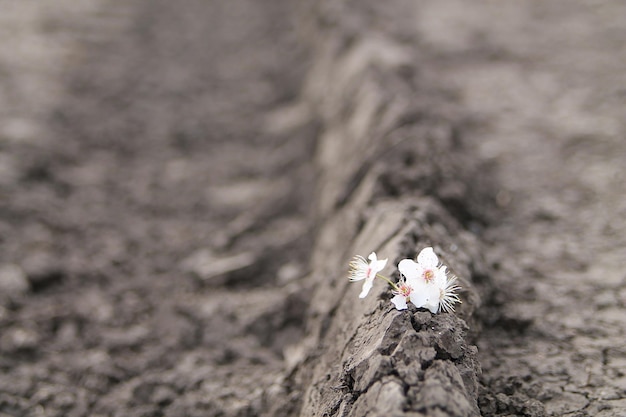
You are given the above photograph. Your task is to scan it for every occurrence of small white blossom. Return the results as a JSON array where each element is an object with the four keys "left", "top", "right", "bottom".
[
  {"left": 396, "top": 247, "right": 460, "bottom": 313},
  {"left": 390, "top": 279, "right": 412, "bottom": 310},
  {"left": 349, "top": 252, "right": 388, "bottom": 298}
]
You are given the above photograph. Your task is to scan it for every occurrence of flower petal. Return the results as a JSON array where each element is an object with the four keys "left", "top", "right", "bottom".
[
  {"left": 423, "top": 284, "right": 442, "bottom": 313},
  {"left": 410, "top": 282, "right": 441, "bottom": 312},
  {"left": 408, "top": 287, "right": 429, "bottom": 308},
  {"left": 359, "top": 277, "right": 374, "bottom": 298},
  {"left": 424, "top": 299, "right": 440, "bottom": 314},
  {"left": 391, "top": 294, "right": 408, "bottom": 310},
  {"left": 434, "top": 265, "right": 448, "bottom": 288},
  {"left": 398, "top": 259, "right": 420, "bottom": 281},
  {"left": 372, "top": 258, "right": 388, "bottom": 273},
  {"left": 417, "top": 247, "right": 438, "bottom": 268}
]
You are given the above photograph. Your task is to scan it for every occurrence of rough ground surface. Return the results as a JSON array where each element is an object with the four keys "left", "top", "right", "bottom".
[
  {"left": 419, "top": 2, "right": 626, "bottom": 416},
  {"left": 1, "top": 0, "right": 625, "bottom": 416},
  {"left": 1, "top": 0, "right": 315, "bottom": 416}
]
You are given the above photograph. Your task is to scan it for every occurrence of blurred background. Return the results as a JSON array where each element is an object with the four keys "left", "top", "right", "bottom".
[{"left": 1, "top": 0, "right": 316, "bottom": 415}]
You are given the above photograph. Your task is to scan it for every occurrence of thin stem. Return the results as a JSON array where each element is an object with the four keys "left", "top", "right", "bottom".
[{"left": 376, "top": 273, "right": 399, "bottom": 291}]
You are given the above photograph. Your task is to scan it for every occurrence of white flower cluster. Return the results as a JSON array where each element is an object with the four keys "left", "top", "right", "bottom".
[{"left": 348, "top": 247, "right": 461, "bottom": 314}]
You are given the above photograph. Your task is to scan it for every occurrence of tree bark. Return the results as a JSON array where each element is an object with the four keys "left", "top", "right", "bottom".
[{"left": 265, "top": 1, "right": 494, "bottom": 416}]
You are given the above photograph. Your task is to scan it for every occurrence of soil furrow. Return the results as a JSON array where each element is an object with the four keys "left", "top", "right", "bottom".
[{"left": 1, "top": 0, "right": 314, "bottom": 415}]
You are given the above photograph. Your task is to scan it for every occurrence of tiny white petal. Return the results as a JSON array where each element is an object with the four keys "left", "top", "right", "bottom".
[
  {"left": 391, "top": 294, "right": 408, "bottom": 310},
  {"left": 359, "top": 279, "right": 374, "bottom": 299},
  {"left": 434, "top": 266, "right": 448, "bottom": 288},
  {"left": 424, "top": 284, "right": 442, "bottom": 313},
  {"left": 408, "top": 287, "right": 429, "bottom": 309},
  {"left": 410, "top": 282, "right": 440, "bottom": 312},
  {"left": 425, "top": 300, "right": 440, "bottom": 314},
  {"left": 417, "top": 247, "right": 438, "bottom": 269},
  {"left": 398, "top": 259, "right": 420, "bottom": 281},
  {"left": 369, "top": 253, "right": 387, "bottom": 277},
  {"left": 374, "top": 259, "right": 388, "bottom": 272}
]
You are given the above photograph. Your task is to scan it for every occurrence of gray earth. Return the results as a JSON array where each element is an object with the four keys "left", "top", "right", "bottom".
[{"left": 1, "top": 0, "right": 625, "bottom": 416}]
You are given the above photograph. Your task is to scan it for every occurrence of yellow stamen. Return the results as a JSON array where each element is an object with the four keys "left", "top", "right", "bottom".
[{"left": 424, "top": 269, "right": 435, "bottom": 282}]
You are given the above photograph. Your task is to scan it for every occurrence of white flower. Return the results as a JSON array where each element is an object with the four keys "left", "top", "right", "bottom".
[
  {"left": 390, "top": 279, "right": 412, "bottom": 310},
  {"left": 397, "top": 247, "right": 460, "bottom": 313},
  {"left": 349, "top": 252, "right": 388, "bottom": 298}
]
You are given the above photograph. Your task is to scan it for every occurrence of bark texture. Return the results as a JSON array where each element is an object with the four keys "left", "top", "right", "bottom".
[{"left": 267, "top": 1, "right": 493, "bottom": 415}]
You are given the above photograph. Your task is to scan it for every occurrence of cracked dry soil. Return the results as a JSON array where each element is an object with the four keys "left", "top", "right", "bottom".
[{"left": 1, "top": 0, "right": 625, "bottom": 416}]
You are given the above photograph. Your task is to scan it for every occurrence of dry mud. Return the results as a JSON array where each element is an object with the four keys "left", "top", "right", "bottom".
[{"left": 1, "top": 0, "right": 625, "bottom": 416}]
